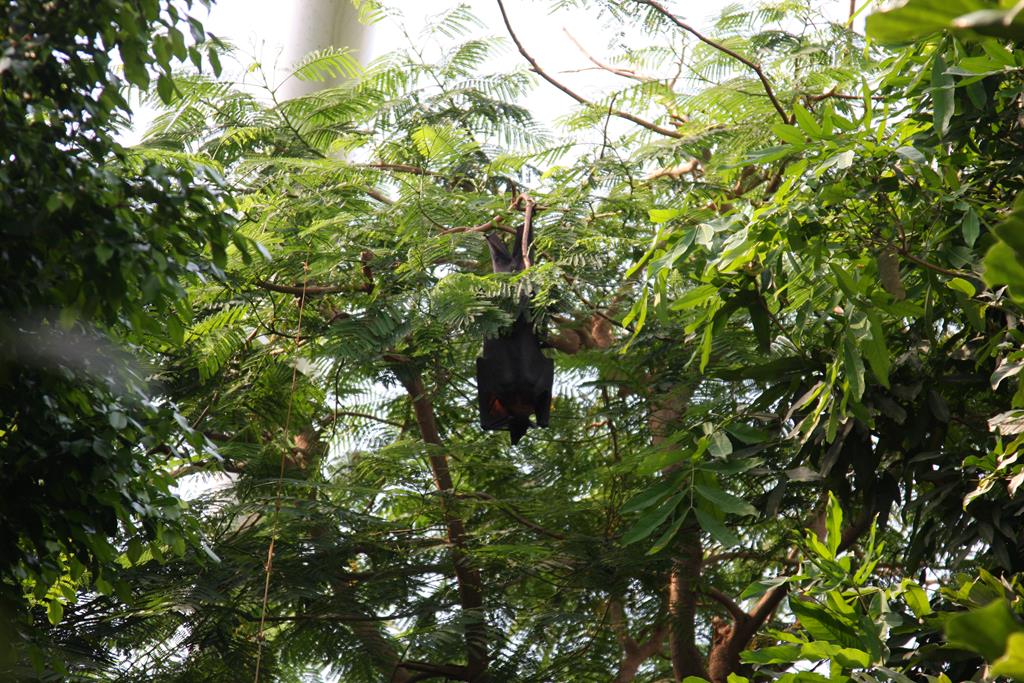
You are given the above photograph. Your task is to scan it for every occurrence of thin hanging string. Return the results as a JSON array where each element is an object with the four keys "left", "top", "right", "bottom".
[{"left": 253, "top": 259, "right": 309, "bottom": 682}]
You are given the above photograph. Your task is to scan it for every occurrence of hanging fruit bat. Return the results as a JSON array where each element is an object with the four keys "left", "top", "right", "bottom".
[{"left": 476, "top": 202, "right": 553, "bottom": 445}]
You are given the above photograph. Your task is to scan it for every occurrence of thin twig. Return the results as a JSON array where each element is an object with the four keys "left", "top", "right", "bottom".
[
  {"left": 496, "top": 0, "right": 682, "bottom": 139},
  {"left": 563, "top": 29, "right": 653, "bottom": 82},
  {"left": 327, "top": 410, "right": 404, "bottom": 429},
  {"left": 635, "top": 0, "right": 789, "bottom": 123},
  {"left": 456, "top": 491, "right": 567, "bottom": 540},
  {"left": 255, "top": 279, "right": 373, "bottom": 296},
  {"left": 438, "top": 215, "right": 515, "bottom": 236}
]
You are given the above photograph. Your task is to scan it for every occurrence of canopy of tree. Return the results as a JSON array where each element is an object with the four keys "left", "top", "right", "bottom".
[{"left": 6, "top": 0, "right": 1024, "bottom": 681}]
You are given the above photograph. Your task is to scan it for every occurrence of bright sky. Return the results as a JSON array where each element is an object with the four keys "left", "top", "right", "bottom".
[{"left": 125, "top": 1, "right": 859, "bottom": 143}]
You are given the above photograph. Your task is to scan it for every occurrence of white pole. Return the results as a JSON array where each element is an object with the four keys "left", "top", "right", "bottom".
[{"left": 279, "top": 0, "right": 372, "bottom": 100}]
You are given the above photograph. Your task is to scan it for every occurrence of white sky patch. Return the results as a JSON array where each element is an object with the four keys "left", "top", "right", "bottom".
[{"left": 123, "top": 0, "right": 861, "bottom": 144}]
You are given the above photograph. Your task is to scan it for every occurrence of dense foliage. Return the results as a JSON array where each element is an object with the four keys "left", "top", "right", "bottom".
[
  {"left": 0, "top": 0, "right": 233, "bottom": 674},
  {"left": 10, "top": 0, "right": 1024, "bottom": 681}
]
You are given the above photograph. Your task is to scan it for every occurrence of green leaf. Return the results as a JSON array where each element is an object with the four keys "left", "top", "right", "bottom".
[
  {"left": 622, "top": 476, "right": 680, "bottom": 514},
  {"left": 156, "top": 73, "right": 174, "bottom": 104},
  {"left": 648, "top": 508, "right": 691, "bottom": 554},
  {"left": 903, "top": 581, "right": 933, "bottom": 617},
  {"left": 789, "top": 597, "right": 865, "bottom": 651},
  {"left": 945, "top": 599, "right": 1022, "bottom": 661},
  {"left": 946, "top": 277, "right": 978, "bottom": 297},
  {"left": 649, "top": 208, "right": 683, "bottom": 224},
  {"left": 962, "top": 207, "right": 981, "bottom": 246},
  {"left": 792, "top": 102, "right": 823, "bottom": 138},
  {"left": 694, "top": 507, "right": 740, "bottom": 548},
  {"left": 621, "top": 491, "right": 685, "bottom": 545},
  {"left": 984, "top": 240, "right": 1024, "bottom": 300},
  {"left": 725, "top": 422, "right": 771, "bottom": 444},
  {"left": 866, "top": 0, "right": 986, "bottom": 43},
  {"left": 993, "top": 632, "right": 1024, "bottom": 678},
  {"left": 671, "top": 284, "right": 719, "bottom": 311},
  {"left": 895, "top": 146, "right": 927, "bottom": 164},
  {"left": 772, "top": 124, "right": 806, "bottom": 145},
  {"left": 698, "top": 323, "right": 713, "bottom": 373},
  {"left": 863, "top": 313, "right": 891, "bottom": 388},
  {"left": 825, "top": 492, "right": 843, "bottom": 558},
  {"left": 741, "top": 645, "right": 803, "bottom": 664},
  {"left": 950, "top": 8, "right": 1024, "bottom": 39},
  {"left": 843, "top": 333, "right": 865, "bottom": 401},
  {"left": 694, "top": 483, "right": 757, "bottom": 517},
  {"left": 708, "top": 431, "right": 732, "bottom": 459},
  {"left": 931, "top": 53, "right": 955, "bottom": 139},
  {"left": 47, "top": 599, "right": 63, "bottom": 626}
]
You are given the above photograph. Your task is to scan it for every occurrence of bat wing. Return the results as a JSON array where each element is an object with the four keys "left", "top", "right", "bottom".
[
  {"left": 477, "top": 355, "right": 511, "bottom": 431},
  {"left": 532, "top": 355, "right": 553, "bottom": 427}
]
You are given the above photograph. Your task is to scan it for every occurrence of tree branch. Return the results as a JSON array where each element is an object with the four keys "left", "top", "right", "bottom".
[
  {"left": 634, "top": 0, "right": 789, "bottom": 123},
  {"left": 438, "top": 214, "right": 515, "bottom": 236},
  {"left": 496, "top": 0, "right": 683, "bottom": 139},
  {"left": 401, "top": 373, "right": 489, "bottom": 680},
  {"left": 704, "top": 587, "right": 749, "bottom": 624},
  {"left": 255, "top": 276, "right": 373, "bottom": 296}
]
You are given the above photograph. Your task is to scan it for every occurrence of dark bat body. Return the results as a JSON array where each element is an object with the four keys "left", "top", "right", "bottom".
[
  {"left": 477, "top": 313, "right": 553, "bottom": 444},
  {"left": 476, "top": 216, "right": 553, "bottom": 444}
]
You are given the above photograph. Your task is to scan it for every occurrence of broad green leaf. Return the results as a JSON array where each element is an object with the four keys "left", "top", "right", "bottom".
[
  {"left": 699, "top": 323, "right": 713, "bottom": 373},
  {"left": 931, "top": 53, "right": 955, "bottom": 139},
  {"left": 843, "top": 333, "right": 865, "bottom": 401},
  {"left": 789, "top": 597, "right": 866, "bottom": 651},
  {"left": 792, "top": 102, "right": 822, "bottom": 138},
  {"left": 47, "top": 599, "right": 63, "bottom": 626},
  {"left": 863, "top": 312, "right": 891, "bottom": 388},
  {"left": 621, "top": 491, "right": 685, "bottom": 545},
  {"left": 962, "top": 208, "right": 980, "bottom": 246},
  {"left": 993, "top": 632, "right": 1024, "bottom": 678},
  {"left": 951, "top": 8, "right": 1024, "bottom": 39},
  {"left": 694, "top": 483, "right": 757, "bottom": 517},
  {"left": 671, "top": 284, "right": 719, "bottom": 311},
  {"left": 895, "top": 146, "right": 927, "bottom": 164},
  {"left": 903, "top": 581, "right": 933, "bottom": 617},
  {"left": 109, "top": 410, "right": 128, "bottom": 430},
  {"left": 945, "top": 599, "right": 1023, "bottom": 661},
  {"left": 156, "top": 73, "right": 174, "bottom": 104},
  {"left": 984, "top": 240, "right": 1024, "bottom": 301},
  {"left": 866, "top": 0, "right": 986, "bottom": 44},
  {"left": 622, "top": 476, "right": 681, "bottom": 514},
  {"left": 649, "top": 208, "right": 683, "bottom": 224},
  {"left": 800, "top": 641, "right": 871, "bottom": 668},
  {"left": 725, "top": 422, "right": 771, "bottom": 444},
  {"left": 772, "top": 124, "right": 806, "bottom": 145},
  {"left": 946, "top": 277, "right": 978, "bottom": 297},
  {"left": 708, "top": 431, "right": 732, "bottom": 459},
  {"left": 741, "top": 645, "right": 803, "bottom": 664},
  {"left": 694, "top": 507, "right": 740, "bottom": 548},
  {"left": 825, "top": 492, "right": 843, "bottom": 558},
  {"left": 648, "top": 508, "right": 691, "bottom": 554}
]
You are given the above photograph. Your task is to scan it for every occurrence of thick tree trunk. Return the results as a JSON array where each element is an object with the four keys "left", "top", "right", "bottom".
[
  {"left": 649, "top": 384, "right": 704, "bottom": 681},
  {"left": 668, "top": 523, "right": 706, "bottom": 680}
]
